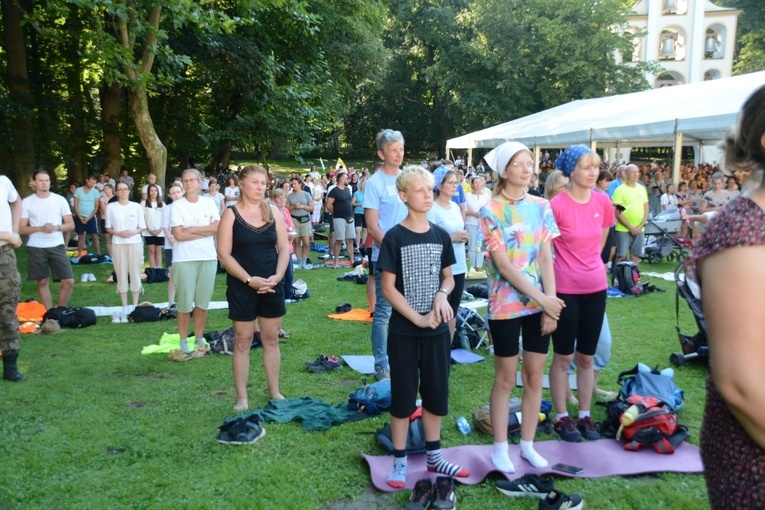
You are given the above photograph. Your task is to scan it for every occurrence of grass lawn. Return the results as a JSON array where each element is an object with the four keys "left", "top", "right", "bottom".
[{"left": 0, "top": 245, "right": 710, "bottom": 509}]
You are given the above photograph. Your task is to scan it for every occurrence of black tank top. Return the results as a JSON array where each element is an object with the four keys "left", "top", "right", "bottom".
[{"left": 227, "top": 206, "right": 278, "bottom": 286}]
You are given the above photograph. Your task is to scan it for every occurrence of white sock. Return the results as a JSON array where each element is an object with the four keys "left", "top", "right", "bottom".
[
  {"left": 520, "top": 439, "right": 548, "bottom": 468},
  {"left": 491, "top": 441, "right": 515, "bottom": 473},
  {"left": 122, "top": 306, "right": 128, "bottom": 315},
  {"left": 179, "top": 339, "right": 190, "bottom": 354},
  {"left": 196, "top": 338, "right": 206, "bottom": 346},
  {"left": 578, "top": 410, "right": 590, "bottom": 419},
  {"left": 556, "top": 412, "right": 569, "bottom": 421}
]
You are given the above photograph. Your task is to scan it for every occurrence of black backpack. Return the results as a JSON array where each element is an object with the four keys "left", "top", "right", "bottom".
[
  {"left": 612, "top": 261, "right": 643, "bottom": 296},
  {"left": 144, "top": 267, "right": 169, "bottom": 283},
  {"left": 43, "top": 306, "right": 97, "bottom": 328},
  {"left": 128, "top": 305, "right": 162, "bottom": 323},
  {"left": 376, "top": 416, "right": 426, "bottom": 455}
]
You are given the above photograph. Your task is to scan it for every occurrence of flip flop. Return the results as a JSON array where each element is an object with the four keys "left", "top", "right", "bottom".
[{"left": 279, "top": 330, "right": 291, "bottom": 339}]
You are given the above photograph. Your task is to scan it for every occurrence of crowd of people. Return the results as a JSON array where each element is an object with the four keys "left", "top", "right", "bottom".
[{"left": 2, "top": 84, "right": 764, "bottom": 508}]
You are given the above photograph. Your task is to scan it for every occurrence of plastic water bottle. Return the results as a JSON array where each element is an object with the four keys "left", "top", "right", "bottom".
[{"left": 456, "top": 416, "right": 471, "bottom": 435}]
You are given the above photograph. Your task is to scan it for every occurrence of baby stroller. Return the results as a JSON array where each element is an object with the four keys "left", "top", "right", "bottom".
[
  {"left": 670, "top": 260, "right": 709, "bottom": 366},
  {"left": 452, "top": 305, "right": 488, "bottom": 351},
  {"left": 643, "top": 209, "right": 690, "bottom": 264}
]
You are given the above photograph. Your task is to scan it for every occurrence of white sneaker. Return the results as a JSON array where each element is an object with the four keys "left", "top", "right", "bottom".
[
  {"left": 87, "top": 273, "right": 97, "bottom": 282},
  {"left": 120, "top": 312, "right": 129, "bottom": 324},
  {"left": 111, "top": 312, "right": 122, "bottom": 324},
  {"left": 81, "top": 274, "right": 90, "bottom": 283}
]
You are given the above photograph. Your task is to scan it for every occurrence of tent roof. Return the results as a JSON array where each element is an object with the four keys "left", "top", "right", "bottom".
[{"left": 446, "top": 71, "right": 765, "bottom": 151}]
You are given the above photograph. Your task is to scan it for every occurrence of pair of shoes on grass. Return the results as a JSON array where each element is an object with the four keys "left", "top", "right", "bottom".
[
  {"left": 168, "top": 344, "right": 209, "bottom": 362},
  {"left": 217, "top": 415, "right": 266, "bottom": 445},
  {"left": 305, "top": 354, "right": 342, "bottom": 372},
  {"left": 406, "top": 476, "right": 456, "bottom": 510},
  {"left": 496, "top": 474, "right": 583, "bottom": 509},
  {"left": 553, "top": 416, "right": 601, "bottom": 442}
]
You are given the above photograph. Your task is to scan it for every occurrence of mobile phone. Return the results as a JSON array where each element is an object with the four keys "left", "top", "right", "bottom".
[{"left": 551, "top": 463, "right": 584, "bottom": 475}]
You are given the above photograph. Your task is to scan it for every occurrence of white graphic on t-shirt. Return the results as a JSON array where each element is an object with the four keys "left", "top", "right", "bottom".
[{"left": 401, "top": 242, "right": 443, "bottom": 313}]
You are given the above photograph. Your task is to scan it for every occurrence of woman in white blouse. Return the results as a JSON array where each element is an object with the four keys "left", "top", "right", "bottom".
[{"left": 465, "top": 175, "right": 491, "bottom": 271}]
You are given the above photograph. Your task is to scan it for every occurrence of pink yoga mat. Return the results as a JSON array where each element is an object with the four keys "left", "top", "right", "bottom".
[{"left": 362, "top": 439, "right": 703, "bottom": 492}]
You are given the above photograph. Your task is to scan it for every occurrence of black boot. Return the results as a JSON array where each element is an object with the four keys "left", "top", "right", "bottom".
[{"left": 2, "top": 352, "right": 26, "bottom": 382}]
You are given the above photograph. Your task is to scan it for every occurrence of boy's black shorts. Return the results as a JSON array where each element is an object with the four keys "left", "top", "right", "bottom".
[{"left": 388, "top": 330, "right": 451, "bottom": 419}]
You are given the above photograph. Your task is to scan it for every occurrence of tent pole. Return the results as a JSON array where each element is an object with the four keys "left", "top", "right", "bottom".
[
  {"left": 467, "top": 148, "right": 473, "bottom": 171},
  {"left": 534, "top": 145, "right": 540, "bottom": 175},
  {"left": 673, "top": 132, "right": 683, "bottom": 188}
]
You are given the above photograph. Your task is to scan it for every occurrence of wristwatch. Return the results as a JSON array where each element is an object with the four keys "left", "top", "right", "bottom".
[{"left": 437, "top": 288, "right": 449, "bottom": 296}]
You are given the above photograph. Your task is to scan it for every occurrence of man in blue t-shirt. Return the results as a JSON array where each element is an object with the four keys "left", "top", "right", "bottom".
[
  {"left": 73, "top": 175, "right": 102, "bottom": 255},
  {"left": 364, "top": 129, "right": 408, "bottom": 381}
]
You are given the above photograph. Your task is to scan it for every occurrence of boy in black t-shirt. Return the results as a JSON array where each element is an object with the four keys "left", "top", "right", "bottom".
[{"left": 377, "top": 166, "right": 469, "bottom": 489}]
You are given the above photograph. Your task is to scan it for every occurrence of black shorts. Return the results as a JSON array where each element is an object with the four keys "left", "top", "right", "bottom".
[
  {"left": 489, "top": 312, "right": 549, "bottom": 357},
  {"left": 100, "top": 219, "right": 107, "bottom": 235},
  {"left": 388, "top": 330, "right": 451, "bottom": 418},
  {"left": 447, "top": 273, "right": 466, "bottom": 317},
  {"left": 551, "top": 290, "right": 607, "bottom": 356},
  {"left": 227, "top": 282, "right": 286, "bottom": 322},
  {"left": 75, "top": 216, "right": 98, "bottom": 235},
  {"left": 165, "top": 248, "right": 173, "bottom": 268},
  {"left": 144, "top": 236, "right": 164, "bottom": 246},
  {"left": 354, "top": 213, "right": 366, "bottom": 228},
  {"left": 601, "top": 226, "right": 615, "bottom": 264}
]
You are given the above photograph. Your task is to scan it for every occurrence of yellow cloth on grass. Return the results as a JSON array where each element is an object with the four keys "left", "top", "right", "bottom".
[{"left": 141, "top": 333, "right": 193, "bottom": 354}]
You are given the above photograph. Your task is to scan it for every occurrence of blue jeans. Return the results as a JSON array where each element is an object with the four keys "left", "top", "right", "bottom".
[{"left": 372, "top": 268, "right": 391, "bottom": 371}]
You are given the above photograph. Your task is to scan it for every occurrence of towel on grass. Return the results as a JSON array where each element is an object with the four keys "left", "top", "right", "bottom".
[
  {"left": 141, "top": 333, "right": 207, "bottom": 354},
  {"left": 328, "top": 309, "right": 373, "bottom": 322},
  {"left": 245, "top": 397, "right": 361, "bottom": 431}
]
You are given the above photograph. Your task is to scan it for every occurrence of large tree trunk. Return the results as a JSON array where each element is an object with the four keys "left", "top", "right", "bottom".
[
  {"left": 101, "top": 83, "right": 122, "bottom": 178},
  {"left": 128, "top": 87, "right": 167, "bottom": 190},
  {"left": 216, "top": 141, "right": 232, "bottom": 171},
  {"left": 64, "top": 10, "right": 89, "bottom": 183},
  {"left": 2, "top": 0, "right": 36, "bottom": 192},
  {"left": 118, "top": 6, "right": 167, "bottom": 190}
]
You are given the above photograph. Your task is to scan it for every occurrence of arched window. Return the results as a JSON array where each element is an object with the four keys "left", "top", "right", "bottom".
[
  {"left": 663, "top": 0, "right": 688, "bottom": 15},
  {"left": 655, "top": 71, "right": 686, "bottom": 88},
  {"left": 704, "top": 70, "right": 721, "bottom": 81},
  {"left": 658, "top": 28, "right": 686, "bottom": 61},
  {"left": 704, "top": 25, "right": 725, "bottom": 59},
  {"left": 624, "top": 30, "right": 642, "bottom": 62}
]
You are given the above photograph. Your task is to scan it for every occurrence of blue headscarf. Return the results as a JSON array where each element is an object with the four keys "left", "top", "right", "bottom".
[
  {"left": 554, "top": 145, "right": 593, "bottom": 176},
  {"left": 432, "top": 165, "right": 450, "bottom": 190}
]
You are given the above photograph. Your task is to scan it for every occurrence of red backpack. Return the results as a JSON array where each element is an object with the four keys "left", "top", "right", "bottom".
[{"left": 618, "top": 395, "right": 689, "bottom": 454}]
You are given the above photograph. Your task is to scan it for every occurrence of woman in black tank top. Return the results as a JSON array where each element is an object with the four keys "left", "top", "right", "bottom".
[{"left": 217, "top": 165, "right": 290, "bottom": 412}]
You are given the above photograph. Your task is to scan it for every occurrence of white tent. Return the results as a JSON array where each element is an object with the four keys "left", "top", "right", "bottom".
[{"left": 446, "top": 70, "right": 765, "bottom": 173}]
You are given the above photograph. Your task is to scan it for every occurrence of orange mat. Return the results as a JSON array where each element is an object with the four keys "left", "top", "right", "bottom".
[{"left": 327, "top": 308, "right": 373, "bottom": 322}]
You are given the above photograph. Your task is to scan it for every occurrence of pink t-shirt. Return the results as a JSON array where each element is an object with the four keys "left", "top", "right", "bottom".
[{"left": 550, "top": 191, "right": 615, "bottom": 294}]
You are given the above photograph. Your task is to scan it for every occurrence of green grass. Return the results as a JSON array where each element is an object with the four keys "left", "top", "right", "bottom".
[{"left": 0, "top": 247, "right": 709, "bottom": 509}]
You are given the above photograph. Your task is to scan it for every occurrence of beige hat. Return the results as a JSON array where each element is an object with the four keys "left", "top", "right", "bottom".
[{"left": 40, "top": 319, "right": 62, "bottom": 335}]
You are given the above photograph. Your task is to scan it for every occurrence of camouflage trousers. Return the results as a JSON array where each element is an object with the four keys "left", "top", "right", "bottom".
[{"left": 0, "top": 244, "right": 21, "bottom": 354}]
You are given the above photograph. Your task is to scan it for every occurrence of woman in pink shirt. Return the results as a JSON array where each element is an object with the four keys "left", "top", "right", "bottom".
[{"left": 548, "top": 145, "right": 615, "bottom": 443}]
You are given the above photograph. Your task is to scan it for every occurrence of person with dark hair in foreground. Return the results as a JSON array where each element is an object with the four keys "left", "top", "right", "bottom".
[{"left": 687, "top": 83, "right": 765, "bottom": 509}]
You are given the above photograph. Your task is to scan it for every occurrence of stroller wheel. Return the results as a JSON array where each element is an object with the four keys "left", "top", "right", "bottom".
[
  {"left": 667, "top": 252, "right": 677, "bottom": 262},
  {"left": 649, "top": 252, "right": 663, "bottom": 264},
  {"left": 670, "top": 352, "right": 687, "bottom": 367},
  {"left": 676, "top": 252, "right": 686, "bottom": 263}
]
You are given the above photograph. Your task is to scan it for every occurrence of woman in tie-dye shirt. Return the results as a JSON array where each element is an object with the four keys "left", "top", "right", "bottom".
[{"left": 479, "top": 141, "right": 563, "bottom": 473}]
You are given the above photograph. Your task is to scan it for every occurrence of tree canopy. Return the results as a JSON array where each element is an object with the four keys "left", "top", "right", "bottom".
[{"left": 0, "top": 0, "right": 761, "bottom": 189}]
